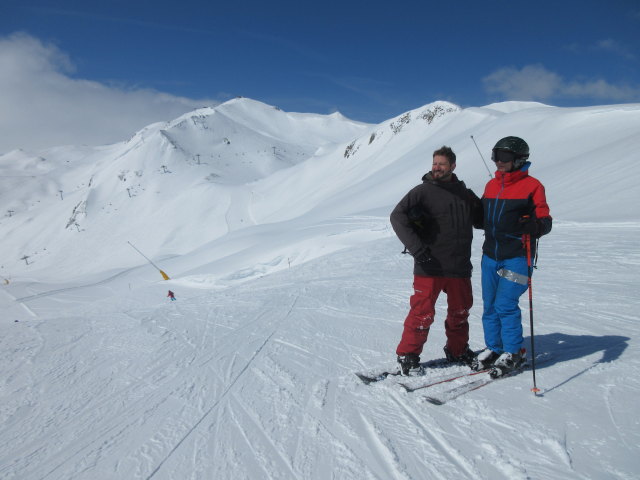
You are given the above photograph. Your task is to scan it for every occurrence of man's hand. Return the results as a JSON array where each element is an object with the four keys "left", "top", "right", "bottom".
[{"left": 413, "top": 248, "right": 432, "bottom": 263}]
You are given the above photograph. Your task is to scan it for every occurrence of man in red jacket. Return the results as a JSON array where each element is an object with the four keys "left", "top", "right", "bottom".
[
  {"left": 472, "top": 136, "right": 552, "bottom": 376},
  {"left": 390, "top": 146, "right": 483, "bottom": 375}
]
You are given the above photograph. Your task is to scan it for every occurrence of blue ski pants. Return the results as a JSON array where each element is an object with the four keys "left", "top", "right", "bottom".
[{"left": 481, "top": 255, "right": 530, "bottom": 354}]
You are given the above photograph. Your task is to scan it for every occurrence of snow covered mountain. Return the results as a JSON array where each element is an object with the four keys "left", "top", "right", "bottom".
[
  {"left": 3, "top": 98, "right": 638, "bottom": 285},
  {"left": 0, "top": 97, "right": 371, "bottom": 280},
  {"left": 1, "top": 98, "right": 639, "bottom": 479}
]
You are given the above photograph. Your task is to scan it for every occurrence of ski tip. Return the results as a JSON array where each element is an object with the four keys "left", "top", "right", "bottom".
[
  {"left": 355, "top": 372, "right": 392, "bottom": 384},
  {"left": 355, "top": 373, "right": 377, "bottom": 384}
]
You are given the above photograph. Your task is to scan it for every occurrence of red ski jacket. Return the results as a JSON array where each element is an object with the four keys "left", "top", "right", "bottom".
[{"left": 482, "top": 163, "right": 551, "bottom": 260}]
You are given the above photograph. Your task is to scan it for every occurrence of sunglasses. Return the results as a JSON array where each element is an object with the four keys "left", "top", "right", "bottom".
[{"left": 492, "top": 149, "right": 517, "bottom": 164}]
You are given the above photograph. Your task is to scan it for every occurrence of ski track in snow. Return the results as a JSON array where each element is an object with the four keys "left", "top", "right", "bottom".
[
  {"left": 1, "top": 224, "right": 640, "bottom": 479},
  {"left": 144, "top": 294, "right": 300, "bottom": 479}
]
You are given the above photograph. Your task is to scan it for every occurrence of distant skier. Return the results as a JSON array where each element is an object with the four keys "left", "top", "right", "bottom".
[
  {"left": 390, "top": 146, "right": 483, "bottom": 375},
  {"left": 471, "top": 137, "right": 552, "bottom": 376},
  {"left": 167, "top": 290, "right": 176, "bottom": 301}
]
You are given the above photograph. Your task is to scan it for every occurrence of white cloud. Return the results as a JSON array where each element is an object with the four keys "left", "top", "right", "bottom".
[
  {"left": 595, "top": 39, "right": 636, "bottom": 60},
  {"left": 483, "top": 64, "right": 640, "bottom": 104},
  {"left": 563, "top": 78, "right": 640, "bottom": 100},
  {"left": 0, "top": 32, "right": 216, "bottom": 153},
  {"left": 483, "top": 65, "right": 563, "bottom": 101}
]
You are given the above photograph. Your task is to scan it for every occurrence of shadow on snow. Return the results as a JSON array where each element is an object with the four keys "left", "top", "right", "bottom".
[{"left": 525, "top": 332, "right": 629, "bottom": 393}]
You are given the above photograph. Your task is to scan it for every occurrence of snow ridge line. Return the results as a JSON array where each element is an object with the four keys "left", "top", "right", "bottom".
[
  {"left": 145, "top": 294, "right": 300, "bottom": 480},
  {"left": 389, "top": 393, "right": 480, "bottom": 478},
  {"left": 357, "top": 412, "right": 411, "bottom": 480},
  {"left": 13, "top": 264, "right": 146, "bottom": 302},
  {"left": 228, "top": 390, "right": 302, "bottom": 480}
]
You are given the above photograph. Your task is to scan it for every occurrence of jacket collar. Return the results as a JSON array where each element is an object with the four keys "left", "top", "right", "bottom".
[
  {"left": 494, "top": 161, "right": 531, "bottom": 184},
  {"left": 422, "top": 172, "right": 460, "bottom": 185}
]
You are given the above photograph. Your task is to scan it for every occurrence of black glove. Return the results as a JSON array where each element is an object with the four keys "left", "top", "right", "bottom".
[
  {"left": 413, "top": 247, "right": 432, "bottom": 264},
  {"left": 519, "top": 216, "right": 539, "bottom": 236}
]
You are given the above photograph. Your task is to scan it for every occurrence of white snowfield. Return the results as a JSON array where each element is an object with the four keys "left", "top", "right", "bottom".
[{"left": 1, "top": 98, "right": 639, "bottom": 479}]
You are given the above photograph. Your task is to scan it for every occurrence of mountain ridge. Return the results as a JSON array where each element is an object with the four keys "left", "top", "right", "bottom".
[{"left": 1, "top": 98, "right": 639, "bottom": 284}]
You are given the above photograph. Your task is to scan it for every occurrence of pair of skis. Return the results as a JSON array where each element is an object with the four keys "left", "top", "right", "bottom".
[
  {"left": 356, "top": 356, "right": 546, "bottom": 405},
  {"left": 416, "top": 367, "right": 527, "bottom": 405}
]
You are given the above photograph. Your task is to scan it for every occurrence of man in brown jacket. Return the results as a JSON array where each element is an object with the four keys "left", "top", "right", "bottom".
[{"left": 390, "top": 146, "right": 483, "bottom": 375}]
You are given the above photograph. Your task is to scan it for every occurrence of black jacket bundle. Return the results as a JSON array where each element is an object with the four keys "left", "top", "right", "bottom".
[{"left": 390, "top": 172, "right": 483, "bottom": 278}]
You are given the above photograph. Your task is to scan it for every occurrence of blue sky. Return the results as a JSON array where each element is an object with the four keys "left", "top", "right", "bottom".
[{"left": 1, "top": 0, "right": 639, "bottom": 151}]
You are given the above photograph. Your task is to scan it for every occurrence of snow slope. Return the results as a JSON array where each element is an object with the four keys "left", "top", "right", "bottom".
[{"left": 1, "top": 98, "right": 639, "bottom": 479}]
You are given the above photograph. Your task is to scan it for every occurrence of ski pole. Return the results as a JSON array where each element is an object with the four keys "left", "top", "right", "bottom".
[
  {"left": 470, "top": 135, "right": 493, "bottom": 179},
  {"left": 524, "top": 233, "right": 540, "bottom": 394}
]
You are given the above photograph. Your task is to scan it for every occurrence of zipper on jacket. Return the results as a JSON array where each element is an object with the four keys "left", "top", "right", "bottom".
[{"left": 492, "top": 179, "right": 505, "bottom": 260}]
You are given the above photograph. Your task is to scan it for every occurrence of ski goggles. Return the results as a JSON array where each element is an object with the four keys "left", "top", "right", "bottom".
[{"left": 491, "top": 149, "right": 517, "bottom": 163}]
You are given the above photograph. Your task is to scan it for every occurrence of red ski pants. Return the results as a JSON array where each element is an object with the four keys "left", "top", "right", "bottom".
[{"left": 396, "top": 276, "right": 472, "bottom": 357}]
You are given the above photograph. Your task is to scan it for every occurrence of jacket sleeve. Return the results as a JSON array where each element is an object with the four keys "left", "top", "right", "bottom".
[
  {"left": 468, "top": 189, "right": 484, "bottom": 229},
  {"left": 532, "top": 181, "right": 552, "bottom": 237},
  {"left": 389, "top": 188, "right": 429, "bottom": 258}
]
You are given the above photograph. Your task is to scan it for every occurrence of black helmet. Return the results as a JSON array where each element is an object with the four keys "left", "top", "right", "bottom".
[{"left": 492, "top": 136, "right": 529, "bottom": 169}]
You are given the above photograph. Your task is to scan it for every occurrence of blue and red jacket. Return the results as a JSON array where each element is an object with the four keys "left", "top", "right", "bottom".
[{"left": 482, "top": 162, "right": 552, "bottom": 260}]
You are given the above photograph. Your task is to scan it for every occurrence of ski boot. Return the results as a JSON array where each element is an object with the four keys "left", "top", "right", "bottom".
[
  {"left": 471, "top": 348, "right": 500, "bottom": 371},
  {"left": 443, "top": 345, "right": 475, "bottom": 367},
  {"left": 397, "top": 354, "right": 424, "bottom": 376},
  {"left": 489, "top": 349, "right": 526, "bottom": 378}
]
